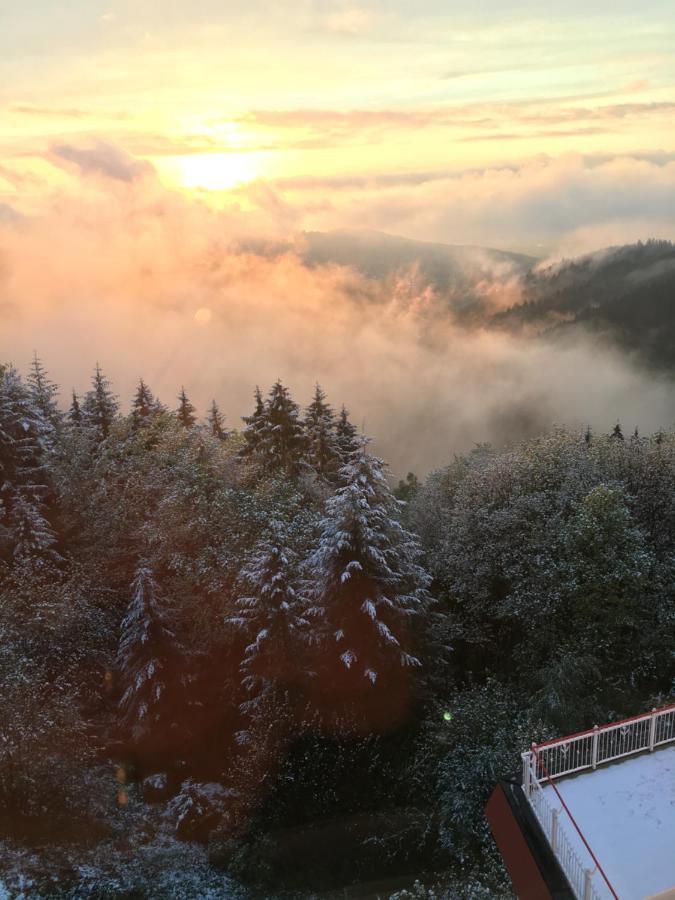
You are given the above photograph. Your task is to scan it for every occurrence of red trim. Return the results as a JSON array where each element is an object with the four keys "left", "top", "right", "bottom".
[
  {"left": 531, "top": 746, "right": 619, "bottom": 899},
  {"left": 486, "top": 785, "right": 556, "bottom": 900},
  {"left": 534, "top": 701, "right": 675, "bottom": 750}
]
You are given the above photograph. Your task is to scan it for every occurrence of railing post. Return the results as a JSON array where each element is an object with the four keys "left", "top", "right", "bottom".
[
  {"left": 521, "top": 751, "right": 531, "bottom": 795},
  {"left": 591, "top": 724, "right": 599, "bottom": 770},
  {"left": 649, "top": 707, "right": 657, "bottom": 751},
  {"left": 551, "top": 807, "right": 559, "bottom": 854},
  {"left": 583, "top": 868, "right": 594, "bottom": 900}
]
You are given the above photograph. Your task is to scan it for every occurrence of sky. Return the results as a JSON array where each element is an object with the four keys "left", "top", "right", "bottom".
[
  {"left": 2, "top": 1, "right": 674, "bottom": 250},
  {"left": 1, "top": 2, "right": 674, "bottom": 470}
]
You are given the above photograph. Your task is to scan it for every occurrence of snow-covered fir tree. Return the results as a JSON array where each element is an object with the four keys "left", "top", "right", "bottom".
[
  {"left": 8, "top": 493, "right": 61, "bottom": 566},
  {"left": 306, "top": 440, "right": 431, "bottom": 685},
  {"left": 117, "top": 566, "right": 176, "bottom": 740},
  {"left": 242, "top": 381, "right": 307, "bottom": 476},
  {"left": 27, "top": 354, "right": 62, "bottom": 434},
  {"left": 228, "top": 523, "right": 308, "bottom": 735},
  {"left": 0, "top": 366, "right": 59, "bottom": 567},
  {"left": 82, "top": 364, "right": 119, "bottom": 440},
  {"left": 335, "top": 404, "right": 361, "bottom": 464},
  {"left": 176, "top": 387, "right": 196, "bottom": 428},
  {"left": 0, "top": 366, "right": 49, "bottom": 495},
  {"left": 303, "top": 384, "right": 340, "bottom": 480},
  {"left": 262, "top": 380, "right": 307, "bottom": 474},
  {"left": 207, "top": 400, "right": 227, "bottom": 440}
]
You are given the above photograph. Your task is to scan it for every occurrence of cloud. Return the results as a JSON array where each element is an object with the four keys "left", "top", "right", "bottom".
[
  {"left": 272, "top": 170, "right": 458, "bottom": 192},
  {"left": 49, "top": 140, "right": 153, "bottom": 182},
  {"left": 270, "top": 154, "right": 675, "bottom": 254},
  {"left": 0, "top": 152, "right": 673, "bottom": 476},
  {"left": 10, "top": 104, "right": 90, "bottom": 119},
  {"left": 457, "top": 126, "right": 611, "bottom": 142},
  {"left": 235, "top": 100, "right": 675, "bottom": 149},
  {"left": 0, "top": 202, "right": 21, "bottom": 224},
  {"left": 322, "top": 6, "right": 374, "bottom": 35}
]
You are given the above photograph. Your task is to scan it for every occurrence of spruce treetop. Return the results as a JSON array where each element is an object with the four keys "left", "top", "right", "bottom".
[
  {"left": 304, "top": 383, "right": 340, "bottom": 480},
  {"left": 208, "top": 399, "right": 227, "bottom": 440},
  {"left": 132, "top": 379, "right": 161, "bottom": 427},
  {"left": 68, "top": 391, "right": 83, "bottom": 426},
  {"left": 241, "top": 381, "right": 307, "bottom": 476},
  {"left": 27, "top": 353, "right": 62, "bottom": 432},
  {"left": 176, "top": 387, "right": 197, "bottom": 428},
  {"left": 335, "top": 404, "right": 361, "bottom": 463},
  {"left": 82, "top": 363, "right": 119, "bottom": 440}
]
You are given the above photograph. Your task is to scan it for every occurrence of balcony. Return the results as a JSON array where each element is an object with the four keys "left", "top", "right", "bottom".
[{"left": 519, "top": 704, "right": 675, "bottom": 900}]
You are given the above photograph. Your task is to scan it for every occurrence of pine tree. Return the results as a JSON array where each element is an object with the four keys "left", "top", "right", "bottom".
[
  {"left": 0, "top": 366, "right": 46, "bottom": 496},
  {"left": 207, "top": 400, "right": 227, "bottom": 440},
  {"left": 394, "top": 472, "right": 420, "bottom": 502},
  {"left": 228, "top": 524, "right": 308, "bottom": 733},
  {"left": 176, "top": 387, "right": 196, "bottom": 428},
  {"left": 306, "top": 441, "right": 431, "bottom": 686},
  {"left": 9, "top": 494, "right": 60, "bottom": 566},
  {"left": 131, "top": 379, "right": 158, "bottom": 428},
  {"left": 303, "top": 384, "right": 340, "bottom": 480},
  {"left": 68, "top": 391, "right": 83, "bottom": 426},
  {"left": 335, "top": 404, "right": 360, "bottom": 463},
  {"left": 82, "top": 364, "right": 119, "bottom": 440},
  {"left": 117, "top": 566, "right": 175, "bottom": 740},
  {"left": 27, "top": 354, "right": 61, "bottom": 434},
  {"left": 0, "top": 366, "right": 59, "bottom": 567},
  {"left": 241, "top": 381, "right": 307, "bottom": 476},
  {"left": 240, "top": 386, "right": 266, "bottom": 460},
  {"left": 610, "top": 422, "right": 624, "bottom": 441},
  {"left": 261, "top": 381, "right": 307, "bottom": 475}
]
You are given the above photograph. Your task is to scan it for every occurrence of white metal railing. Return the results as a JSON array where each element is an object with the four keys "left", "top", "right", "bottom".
[
  {"left": 523, "top": 753, "right": 612, "bottom": 900},
  {"left": 530, "top": 703, "right": 675, "bottom": 782},
  {"left": 522, "top": 753, "right": 605, "bottom": 900},
  {"left": 520, "top": 702, "right": 675, "bottom": 900}
]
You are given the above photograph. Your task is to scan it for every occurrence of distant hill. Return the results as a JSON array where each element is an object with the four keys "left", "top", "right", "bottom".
[
  {"left": 494, "top": 239, "right": 675, "bottom": 371},
  {"left": 300, "top": 229, "right": 536, "bottom": 321},
  {"left": 243, "top": 230, "right": 675, "bottom": 373},
  {"left": 299, "top": 228, "right": 535, "bottom": 282},
  {"left": 243, "top": 228, "right": 536, "bottom": 321}
]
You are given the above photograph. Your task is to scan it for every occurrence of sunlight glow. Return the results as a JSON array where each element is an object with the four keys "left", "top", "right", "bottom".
[
  {"left": 194, "top": 307, "right": 213, "bottom": 324},
  {"left": 177, "top": 152, "right": 259, "bottom": 191}
]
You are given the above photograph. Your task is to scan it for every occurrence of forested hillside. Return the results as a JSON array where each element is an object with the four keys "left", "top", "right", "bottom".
[
  {"left": 1, "top": 359, "right": 673, "bottom": 898},
  {"left": 495, "top": 239, "right": 675, "bottom": 371},
  {"left": 250, "top": 232, "right": 675, "bottom": 374}
]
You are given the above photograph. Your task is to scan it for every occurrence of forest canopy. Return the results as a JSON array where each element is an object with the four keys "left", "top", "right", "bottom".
[{"left": 0, "top": 358, "right": 673, "bottom": 897}]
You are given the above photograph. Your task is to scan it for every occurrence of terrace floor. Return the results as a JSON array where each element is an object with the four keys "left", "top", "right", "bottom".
[{"left": 542, "top": 744, "right": 675, "bottom": 900}]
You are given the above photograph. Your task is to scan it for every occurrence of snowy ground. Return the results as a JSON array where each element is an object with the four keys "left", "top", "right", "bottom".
[{"left": 543, "top": 745, "right": 675, "bottom": 900}]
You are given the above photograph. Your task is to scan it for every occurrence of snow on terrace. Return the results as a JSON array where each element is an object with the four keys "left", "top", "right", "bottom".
[
  {"left": 543, "top": 744, "right": 675, "bottom": 900},
  {"left": 522, "top": 704, "right": 675, "bottom": 900}
]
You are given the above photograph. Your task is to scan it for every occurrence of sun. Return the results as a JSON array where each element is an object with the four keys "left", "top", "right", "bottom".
[{"left": 176, "top": 151, "right": 259, "bottom": 191}]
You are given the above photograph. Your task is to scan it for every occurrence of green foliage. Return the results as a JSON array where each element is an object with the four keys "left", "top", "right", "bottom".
[{"left": 411, "top": 428, "right": 675, "bottom": 727}]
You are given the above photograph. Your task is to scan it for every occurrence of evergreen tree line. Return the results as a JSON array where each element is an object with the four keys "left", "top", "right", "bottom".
[{"left": 0, "top": 355, "right": 673, "bottom": 898}]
